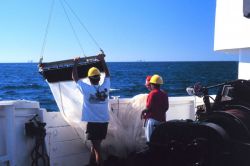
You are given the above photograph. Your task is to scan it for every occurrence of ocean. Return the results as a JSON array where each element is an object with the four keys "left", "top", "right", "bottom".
[{"left": 0, "top": 62, "right": 238, "bottom": 112}]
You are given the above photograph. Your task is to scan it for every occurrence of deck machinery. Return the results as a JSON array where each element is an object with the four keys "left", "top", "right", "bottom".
[{"left": 132, "top": 80, "right": 250, "bottom": 166}]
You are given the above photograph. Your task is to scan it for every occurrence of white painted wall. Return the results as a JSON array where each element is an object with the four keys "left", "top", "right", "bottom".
[
  {"left": 239, "top": 49, "right": 250, "bottom": 79},
  {"left": 214, "top": 0, "right": 250, "bottom": 80},
  {"left": 214, "top": 0, "right": 250, "bottom": 52}
]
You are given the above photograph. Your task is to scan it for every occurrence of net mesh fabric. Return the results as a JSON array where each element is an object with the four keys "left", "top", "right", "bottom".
[{"left": 47, "top": 74, "right": 147, "bottom": 158}]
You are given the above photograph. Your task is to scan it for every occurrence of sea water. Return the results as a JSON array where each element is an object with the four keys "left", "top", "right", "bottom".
[{"left": 0, "top": 62, "right": 238, "bottom": 112}]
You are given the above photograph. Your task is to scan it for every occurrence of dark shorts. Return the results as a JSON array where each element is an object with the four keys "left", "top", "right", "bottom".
[{"left": 86, "top": 122, "right": 108, "bottom": 140}]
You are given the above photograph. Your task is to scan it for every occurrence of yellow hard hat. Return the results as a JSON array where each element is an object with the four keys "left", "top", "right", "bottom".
[
  {"left": 88, "top": 67, "right": 101, "bottom": 77},
  {"left": 150, "top": 74, "right": 163, "bottom": 85}
]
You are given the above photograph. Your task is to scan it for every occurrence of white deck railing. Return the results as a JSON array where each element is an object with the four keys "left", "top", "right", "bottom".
[
  {"left": 0, "top": 96, "right": 210, "bottom": 166},
  {"left": 0, "top": 100, "right": 41, "bottom": 166},
  {"left": 0, "top": 104, "right": 16, "bottom": 166}
]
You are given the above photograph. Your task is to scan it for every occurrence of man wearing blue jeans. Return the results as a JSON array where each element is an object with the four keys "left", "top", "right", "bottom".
[{"left": 141, "top": 74, "right": 169, "bottom": 142}]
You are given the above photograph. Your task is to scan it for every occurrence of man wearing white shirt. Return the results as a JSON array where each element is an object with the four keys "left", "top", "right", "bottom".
[{"left": 72, "top": 54, "right": 110, "bottom": 166}]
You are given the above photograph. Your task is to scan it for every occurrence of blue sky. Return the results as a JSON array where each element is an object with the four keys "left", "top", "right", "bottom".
[{"left": 0, "top": 0, "right": 238, "bottom": 62}]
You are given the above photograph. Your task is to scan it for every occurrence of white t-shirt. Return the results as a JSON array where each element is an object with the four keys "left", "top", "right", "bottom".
[{"left": 77, "top": 77, "right": 110, "bottom": 122}]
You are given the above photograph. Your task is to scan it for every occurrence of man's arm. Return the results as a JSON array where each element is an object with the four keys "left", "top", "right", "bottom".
[
  {"left": 72, "top": 57, "right": 80, "bottom": 82},
  {"left": 141, "top": 93, "right": 153, "bottom": 119},
  {"left": 165, "top": 92, "right": 169, "bottom": 111},
  {"left": 98, "top": 54, "right": 110, "bottom": 77}
]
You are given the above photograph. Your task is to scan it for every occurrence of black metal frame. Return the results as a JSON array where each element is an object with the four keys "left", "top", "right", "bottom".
[{"left": 38, "top": 54, "right": 105, "bottom": 83}]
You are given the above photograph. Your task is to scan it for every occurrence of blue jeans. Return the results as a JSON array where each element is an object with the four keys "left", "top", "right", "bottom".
[{"left": 145, "top": 118, "right": 161, "bottom": 142}]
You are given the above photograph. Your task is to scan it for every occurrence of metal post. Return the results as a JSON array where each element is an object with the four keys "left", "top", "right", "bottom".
[{"left": 5, "top": 105, "right": 16, "bottom": 166}]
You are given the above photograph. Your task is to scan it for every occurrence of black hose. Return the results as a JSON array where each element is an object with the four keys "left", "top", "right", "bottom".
[{"left": 25, "top": 115, "right": 50, "bottom": 166}]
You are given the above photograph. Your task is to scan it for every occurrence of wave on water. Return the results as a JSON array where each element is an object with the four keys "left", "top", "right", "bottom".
[
  {"left": 1, "top": 84, "right": 45, "bottom": 90},
  {"left": 110, "top": 88, "right": 120, "bottom": 91}
]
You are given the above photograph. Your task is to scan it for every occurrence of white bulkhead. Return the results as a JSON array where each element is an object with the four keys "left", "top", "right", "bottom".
[{"left": 214, "top": 0, "right": 250, "bottom": 79}]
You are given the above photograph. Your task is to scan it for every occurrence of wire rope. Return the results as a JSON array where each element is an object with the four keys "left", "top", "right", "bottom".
[
  {"left": 62, "top": 0, "right": 103, "bottom": 52},
  {"left": 40, "top": 0, "right": 55, "bottom": 63},
  {"left": 59, "top": 0, "right": 86, "bottom": 57}
]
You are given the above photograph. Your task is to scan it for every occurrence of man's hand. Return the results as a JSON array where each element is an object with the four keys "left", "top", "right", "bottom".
[
  {"left": 141, "top": 109, "right": 148, "bottom": 120},
  {"left": 97, "top": 53, "right": 110, "bottom": 77},
  {"left": 97, "top": 54, "right": 105, "bottom": 61},
  {"left": 72, "top": 57, "right": 80, "bottom": 82},
  {"left": 38, "top": 63, "right": 44, "bottom": 68},
  {"left": 74, "top": 57, "right": 80, "bottom": 64}
]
